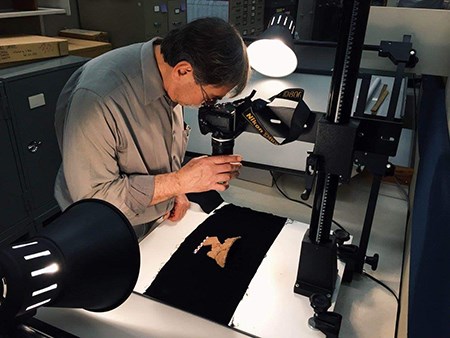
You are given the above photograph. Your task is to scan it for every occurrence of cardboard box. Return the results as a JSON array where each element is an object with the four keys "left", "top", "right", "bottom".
[
  {"left": 65, "top": 37, "right": 112, "bottom": 58},
  {"left": 59, "top": 29, "right": 109, "bottom": 42},
  {"left": 0, "top": 35, "right": 68, "bottom": 64}
]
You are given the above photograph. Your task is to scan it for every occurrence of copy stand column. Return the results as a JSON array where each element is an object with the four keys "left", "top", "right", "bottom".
[{"left": 294, "top": 0, "right": 371, "bottom": 297}]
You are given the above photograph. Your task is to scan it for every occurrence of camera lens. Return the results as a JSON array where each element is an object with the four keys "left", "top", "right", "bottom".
[{"left": 211, "top": 137, "right": 235, "bottom": 155}]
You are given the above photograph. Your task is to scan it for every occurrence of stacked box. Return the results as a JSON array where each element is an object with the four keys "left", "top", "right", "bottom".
[{"left": 0, "top": 35, "right": 68, "bottom": 65}]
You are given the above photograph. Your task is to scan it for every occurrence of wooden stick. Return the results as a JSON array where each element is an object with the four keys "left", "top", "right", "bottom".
[{"left": 371, "top": 84, "right": 389, "bottom": 114}]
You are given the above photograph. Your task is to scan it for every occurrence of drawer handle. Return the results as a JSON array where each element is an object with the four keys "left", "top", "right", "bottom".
[{"left": 27, "top": 140, "right": 42, "bottom": 153}]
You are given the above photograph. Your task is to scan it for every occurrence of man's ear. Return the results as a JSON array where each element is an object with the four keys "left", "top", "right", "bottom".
[{"left": 173, "top": 61, "right": 193, "bottom": 79}]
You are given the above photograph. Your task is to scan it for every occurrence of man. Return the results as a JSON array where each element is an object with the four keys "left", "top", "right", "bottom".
[{"left": 54, "top": 18, "right": 250, "bottom": 238}]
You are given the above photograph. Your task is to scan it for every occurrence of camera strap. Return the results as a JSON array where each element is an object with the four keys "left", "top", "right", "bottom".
[{"left": 242, "top": 88, "right": 312, "bottom": 146}]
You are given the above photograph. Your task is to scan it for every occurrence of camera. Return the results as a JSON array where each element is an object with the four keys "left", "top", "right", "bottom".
[
  {"left": 198, "top": 97, "right": 251, "bottom": 155},
  {"left": 197, "top": 88, "right": 308, "bottom": 155}
]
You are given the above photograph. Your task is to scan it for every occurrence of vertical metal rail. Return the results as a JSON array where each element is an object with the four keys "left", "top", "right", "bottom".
[
  {"left": 308, "top": 0, "right": 371, "bottom": 246},
  {"left": 295, "top": 0, "right": 372, "bottom": 297}
]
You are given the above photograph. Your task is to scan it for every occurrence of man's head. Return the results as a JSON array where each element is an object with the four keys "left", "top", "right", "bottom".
[{"left": 160, "top": 17, "right": 250, "bottom": 106}]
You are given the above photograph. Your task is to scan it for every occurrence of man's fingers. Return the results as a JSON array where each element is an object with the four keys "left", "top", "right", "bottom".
[
  {"left": 168, "top": 209, "right": 182, "bottom": 221},
  {"left": 216, "top": 173, "right": 232, "bottom": 183},
  {"left": 215, "top": 162, "right": 241, "bottom": 174},
  {"left": 209, "top": 154, "right": 242, "bottom": 164},
  {"left": 213, "top": 182, "right": 230, "bottom": 191}
]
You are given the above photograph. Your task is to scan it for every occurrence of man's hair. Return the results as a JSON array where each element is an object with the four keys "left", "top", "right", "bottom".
[{"left": 160, "top": 17, "right": 250, "bottom": 97}]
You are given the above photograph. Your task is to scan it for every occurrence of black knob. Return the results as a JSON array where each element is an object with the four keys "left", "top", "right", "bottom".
[
  {"left": 309, "top": 293, "right": 331, "bottom": 314},
  {"left": 333, "top": 229, "right": 350, "bottom": 245},
  {"left": 301, "top": 188, "right": 311, "bottom": 200},
  {"left": 365, "top": 253, "right": 379, "bottom": 271}
]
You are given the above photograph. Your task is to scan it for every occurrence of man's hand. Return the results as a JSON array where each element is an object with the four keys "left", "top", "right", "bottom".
[
  {"left": 164, "top": 194, "right": 190, "bottom": 222},
  {"left": 152, "top": 155, "right": 242, "bottom": 206},
  {"left": 176, "top": 155, "right": 242, "bottom": 192}
]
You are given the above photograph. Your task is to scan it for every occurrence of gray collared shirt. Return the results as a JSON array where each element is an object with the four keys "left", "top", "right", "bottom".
[{"left": 54, "top": 38, "right": 189, "bottom": 225}]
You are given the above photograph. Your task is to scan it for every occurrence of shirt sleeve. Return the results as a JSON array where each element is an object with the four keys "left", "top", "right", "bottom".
[{"left": 62, "top": 88, "right": 154, "bottom": 221}]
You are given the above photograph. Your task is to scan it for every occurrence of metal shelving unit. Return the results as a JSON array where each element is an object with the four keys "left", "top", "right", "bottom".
[
  {"left": 0, "top": 7, "right": 66, "bottom": 19},
  {"left": 0, "top": 0, "right": 70, "bottom": 35}
]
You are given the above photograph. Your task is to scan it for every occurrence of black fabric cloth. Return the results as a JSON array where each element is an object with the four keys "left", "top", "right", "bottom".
[
  {"left": 186, "top": 190, "right": 224, "bottom": 214},
  {"left": 145, "top": 204, "right": 286, "bottom": 325}
]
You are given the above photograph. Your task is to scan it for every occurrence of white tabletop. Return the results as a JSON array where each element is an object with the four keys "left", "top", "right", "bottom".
[{"left": 37, "top": 202, "right": 346, "bottom": 337}]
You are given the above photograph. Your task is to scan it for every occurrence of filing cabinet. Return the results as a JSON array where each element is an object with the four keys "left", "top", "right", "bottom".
[
  {"left": 187, "top": 0, "right": 264, "bottom": 37},
  {"left": 0, "top": 56, "right": 87, "bottom": 246},
  {"left": 229, "top": 0, "right": 264, "bottom": 36}
]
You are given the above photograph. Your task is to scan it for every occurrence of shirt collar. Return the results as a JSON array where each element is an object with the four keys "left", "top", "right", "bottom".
[{"left": 141, "top": 37, "right": 167, "bottom": 105}]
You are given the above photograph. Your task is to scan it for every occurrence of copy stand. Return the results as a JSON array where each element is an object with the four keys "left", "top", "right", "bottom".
[{"left": 294, "top": 0, "right": 418, "bottom": 300}]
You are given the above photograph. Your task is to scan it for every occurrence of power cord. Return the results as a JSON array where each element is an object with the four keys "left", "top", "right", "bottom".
[
  {"left": 392, "top": 173, "right": 412, "bottom": 338},
  {"left": 362, "top": 270, "right": 400, "bottom": 304},
  {"left": 269, "top": 171, "right": 348, "bottom": 233}
]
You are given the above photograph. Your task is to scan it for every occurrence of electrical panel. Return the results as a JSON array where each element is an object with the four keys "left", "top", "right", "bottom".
[
  {"left": 77, "top": 0, "right": 187, "bottom": 48},
  {"left": 0, "top": 56, "right": 87, "bottom": 247},
  {"left": 187, "top": 0, "right": 264, "bottom": 37}
]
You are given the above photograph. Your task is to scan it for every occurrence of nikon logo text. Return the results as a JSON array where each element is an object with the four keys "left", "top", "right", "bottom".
[{"left": 282, "top": 91, "right": 302, "bottom": 99}]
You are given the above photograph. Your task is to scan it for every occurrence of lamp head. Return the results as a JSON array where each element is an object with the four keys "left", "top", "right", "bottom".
[
  {"left": 247, "top": 13, "right": 297, "bottom": 77},
  {"left": 0, "top": 199, "right": 140, "bottom": 325}
]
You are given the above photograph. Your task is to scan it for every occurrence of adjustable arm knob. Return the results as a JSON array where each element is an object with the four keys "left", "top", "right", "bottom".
[
  {"left": 301, "top": 177, "right": 314, "bottom": 200},
  {"left": 333, "top": 229, "right": 350, "bottom": 246},
  {"left": 309, "top": 293, "right": 331, "bottom": 314},
  {"left": 365, "top": 253, "right": 379, "bottom": 271},
  {"left": 301, "top": 153, "right": 319, "bottom": 200}
]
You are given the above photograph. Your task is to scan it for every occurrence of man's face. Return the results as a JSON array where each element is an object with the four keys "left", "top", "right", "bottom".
[
  {"left": 177, "top": 82, "right": 231, "bottom": 108},
  {"left": 168, "top": 63, "right": 232, "bottom": 107}
]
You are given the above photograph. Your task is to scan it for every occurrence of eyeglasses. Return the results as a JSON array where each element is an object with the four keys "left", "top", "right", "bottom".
[{"left": 199, "top": 84, "right": 218, "bottom": 106}]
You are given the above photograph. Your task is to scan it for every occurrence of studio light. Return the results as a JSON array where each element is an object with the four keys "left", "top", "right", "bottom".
[
  {"left": 0, "top": 199, "right": 140, "bottom": 326},
  {"left": 247, "top": 13, "right": 297, "bottom": 78}
]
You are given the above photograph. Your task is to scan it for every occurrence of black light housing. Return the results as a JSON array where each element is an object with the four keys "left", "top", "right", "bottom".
[
  {"left": 247, "top": 13, "right": 297, "bottom": 77},
  {"left": 0, "top": 199, "right": 140, "bottom": 323}
]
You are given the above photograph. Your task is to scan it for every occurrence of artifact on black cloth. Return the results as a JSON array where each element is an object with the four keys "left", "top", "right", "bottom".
[
  {"left": 145, "top": 203, "right": 286, "bottom": 325},
  {"left": 203, "top": 236, "right": 241, "bottom": 268}
]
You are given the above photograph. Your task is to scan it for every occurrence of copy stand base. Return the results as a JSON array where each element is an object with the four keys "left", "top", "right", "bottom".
[
  {"left": 294, "top": 230, "right": 338, "bottom": 297},
  {"left": 308, "top": 311, "right": 342, "bottom": 338},
  {"left": 307, "top": 292, "right": 342, "bottom": 338}
]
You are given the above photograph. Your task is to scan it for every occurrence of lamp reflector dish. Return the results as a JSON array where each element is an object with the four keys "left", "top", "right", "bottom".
[{"left": 248, "top": 39, "right": 297, "bottom": 78}]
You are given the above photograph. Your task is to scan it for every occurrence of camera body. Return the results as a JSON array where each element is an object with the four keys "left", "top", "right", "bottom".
[
  {"left": 198, "top": 102, "right": 247, "bottom": 139},
  {"left": 198, "top": 100, "right": 250, "bottom": 155}
]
